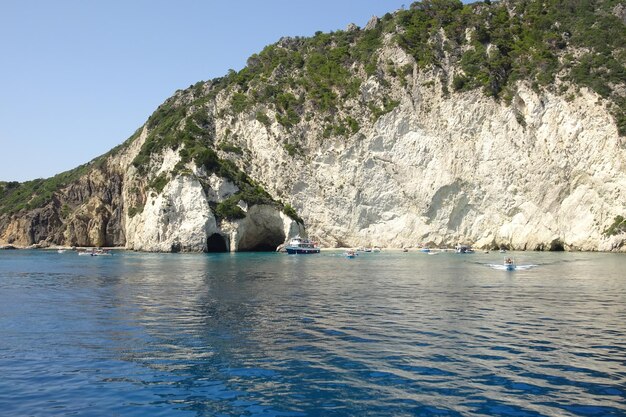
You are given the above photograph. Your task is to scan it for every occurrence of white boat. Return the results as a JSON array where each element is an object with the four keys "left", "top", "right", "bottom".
[
  {"left": 285, "top": 236, "right": 320, "bottom": 254},
  {"left": 345, "top": 249, "right": 357, "bottom": 259},
  {"left": 57, "top": 249, "right": 67, "bottom": 254},
  {"left": 78, "top": 249, "right": 112, "bottom": 256},
  {"left": 456, "top": 245, "right": 474, "bottom": 253}
]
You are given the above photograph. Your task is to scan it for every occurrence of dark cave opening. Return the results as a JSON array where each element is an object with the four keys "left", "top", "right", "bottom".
[
  {"left": 239, "top": 241, "right": 281, "bottom": 252},
  {"left": 206, "top": 233, "right": 228, "bottom": 253},
  {"left": 237, "top": 228, "right": 285, "bottom": 252},
  {"left": 550, "top": 239, "right": 565, "bottom": 251}
]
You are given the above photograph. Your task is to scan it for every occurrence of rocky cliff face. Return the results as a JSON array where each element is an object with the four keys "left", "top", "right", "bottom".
[
  {"left": 0, "top": 126, "right": 304, "bottom": 252},
  {"left": 1, "top": 0, "right": 625, "bottom": 252},
  {"left": 0, "top": 164, "right": 126, "bottom": 248},
  {"left": 211, "top": 64, "right": 626, "bottom": 251}
]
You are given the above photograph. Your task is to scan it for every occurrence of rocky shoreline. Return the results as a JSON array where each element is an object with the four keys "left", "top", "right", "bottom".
[{"left": 2, "top": 243, "right": 625, "bottom": 253}]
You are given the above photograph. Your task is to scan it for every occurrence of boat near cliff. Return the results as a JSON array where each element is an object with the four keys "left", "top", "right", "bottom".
[
  {"left": 504, "top": 257, "right": 516, "bottom": 271},
  {"left": 456, "top": 245, "right": 474, "bottom": 254},
  {"left": 285, "top": 236, "right": 320, "bottom": 254},
  {"left": 78, "top": 248, "right": 112, "bottom": 256}
]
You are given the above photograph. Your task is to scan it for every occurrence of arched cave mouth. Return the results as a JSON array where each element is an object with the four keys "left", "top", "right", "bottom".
[
  {"left": 550, "top": 239, "right": 565, "bottom": 251},
  {"left": 238, "top": 231, "right": 285, "bottom": 252},
  {"left": 241, "top": 241, "right": 282, "bottom": 252},
  {"left": 206, "top": 233, "right": 228, "bottom": 253},
  {"left": 237, "top": 223, "right": 286, "bottom": 252}
]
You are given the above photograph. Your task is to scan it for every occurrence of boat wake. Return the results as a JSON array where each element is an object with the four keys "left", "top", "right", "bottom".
[{"left": 487, "top": 263, "right": 538, "bottom": 271}]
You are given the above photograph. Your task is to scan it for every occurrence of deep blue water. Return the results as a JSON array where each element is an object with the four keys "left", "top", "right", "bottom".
[{"left": 1, "top": 250, "right": 625, "bottom": 417}]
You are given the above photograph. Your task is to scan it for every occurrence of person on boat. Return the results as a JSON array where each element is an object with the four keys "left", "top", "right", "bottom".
[{"left": 505, "top": 257, "right": 513, "bottom": 264}]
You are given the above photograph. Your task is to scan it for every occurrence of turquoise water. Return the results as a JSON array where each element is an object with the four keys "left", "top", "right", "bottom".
[{"left": 0, "top": 250, "right": 625, "bottom": 416}]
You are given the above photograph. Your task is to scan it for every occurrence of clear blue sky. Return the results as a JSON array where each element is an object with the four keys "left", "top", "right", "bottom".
[{"left": 0, "top": 0, "right": 411, "bottom": 182}]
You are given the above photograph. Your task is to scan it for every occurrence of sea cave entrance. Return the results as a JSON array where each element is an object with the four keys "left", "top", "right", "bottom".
[
  {"left": 206, "top": 233, "right": 228, "bottom": 253},
  {"left": 236, "top": 208, "right": 287, "bottom": 252},
  {"left": 237, "top": 230, "right": 285, "bottom": 252}
]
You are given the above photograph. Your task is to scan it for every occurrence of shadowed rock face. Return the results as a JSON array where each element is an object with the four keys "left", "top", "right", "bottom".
[{"left": 0, "top": 166, "right": 125, "bottom": 248}]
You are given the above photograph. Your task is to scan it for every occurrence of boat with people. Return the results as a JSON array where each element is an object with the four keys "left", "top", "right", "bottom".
[
  {"left": 78, "top": 248, "right": 112, "bottom": 256},
  {"left": 456, "top": 245, "right": 474, "bottom": 253},
  {"left": 345, "top": 249, "right": 357, "bottom": 259},
  {"left": 504, "top": 257, "right": 515, "bottom": 271},
  {"left": 285, "top": 236, "right": 320, "bottom": 254}
]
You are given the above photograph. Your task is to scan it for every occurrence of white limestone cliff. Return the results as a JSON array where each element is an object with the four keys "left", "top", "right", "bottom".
[
  {"left": 211, "top": 75, "right": 625, "bottom": 251},
  {"left": 120, "top": 133, "right": 304, "bottom": 252}
]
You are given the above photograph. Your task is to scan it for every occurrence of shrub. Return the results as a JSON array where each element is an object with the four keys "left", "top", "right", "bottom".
[
  {"left": 345, "top": 116, "right": 360, "bottom": 134},
  {"left": 128, "top": 205, "right": 144, "bottom": 218},
  {"left": 283, "top": 143, "right": 302, "bottom": 156},
  {"left": 231, "top": 92, "right": 249, "bottom": 114},
  {"left": 255, "top": 110, "right": 271, "bottom": 126},
  {"left": 148, "top": 173, "right": 169, "bottom": 193},
  {"left": 193, "top": 148, "right": 220, "bottom": 172},
  {"left": 215, "top": 196, "right": 246, "bottom": 220},
  {"left": 219, "top": 142, "right": 244, "bottom": 155},
  {"left": 603, "top": 216, "right": 626, "bottom": 237},
  {"left": 283, "top": 203, "right": 303, "bottom": 223}
]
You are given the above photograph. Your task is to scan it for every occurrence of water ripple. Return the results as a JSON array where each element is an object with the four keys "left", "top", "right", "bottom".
[{"left": 1, "top": 250, "right": 625, "bottom": 416}]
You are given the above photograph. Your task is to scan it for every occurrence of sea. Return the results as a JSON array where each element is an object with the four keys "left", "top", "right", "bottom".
[{"left": 0, "top": 249, "right": 625, "bottom": 417}]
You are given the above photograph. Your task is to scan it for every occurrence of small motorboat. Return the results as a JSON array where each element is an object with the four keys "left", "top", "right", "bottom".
[
  {"left": 456, "top": 245, "right": 474, "bottom": 253},
  {"left": 345, "top": 249, "right": 357, "bottom": 259},
  {"left": 504, "top": 257, "right": 515, "bottom": 271}
]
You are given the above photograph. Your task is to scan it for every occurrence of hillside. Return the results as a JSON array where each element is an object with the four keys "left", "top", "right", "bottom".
[{"left": 1, "top": 0, "right": 625, "bottom": 251}]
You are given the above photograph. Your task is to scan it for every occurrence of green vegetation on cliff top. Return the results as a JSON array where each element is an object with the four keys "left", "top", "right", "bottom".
[{"left": 215, "top": 0, "right": 624, "bottom": 132}]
